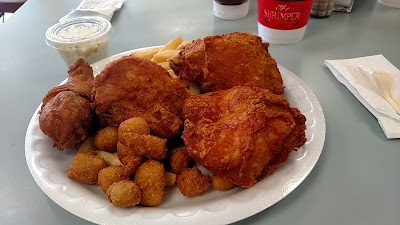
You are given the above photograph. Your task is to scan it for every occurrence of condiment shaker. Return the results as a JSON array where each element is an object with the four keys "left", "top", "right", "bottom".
[{"left": 311, "top": 0, "right": 334, "bottom": 18}]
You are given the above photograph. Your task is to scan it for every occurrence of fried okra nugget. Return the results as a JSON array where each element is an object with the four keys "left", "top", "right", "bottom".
[
  {"left": 120, "top": 154, "right": 144, "bottom": 177},
  {"left": 169, "top": 148, "right": 193, "bottom": 174},
  {"left": 118, "top": 117, "right": 150, "bottom": 141},
  {"left": 107, "top": 180, "right": 141, "bottom": 208},
  {"left": 134, "top": 160, "right": 166, "bottom": 207},
  {"left": 177, "top": 167, "right": 212, "bottom": 197},
  {"left": 212, "top": 175, "right": 235, "bottom": 191},
  {"left": 68, "top": 153, "right": 108, "bottom": 184},
  {"left": 98, "top": 165, "right": 129, "bottom": 193},
  {"left": 116, "top": 141, "right": 132, "bottom": 160},
  {"left": 119, "top": 133, "right": 167, "bottom": 160},
  {"left": 95, "top": 126, "right": 118, "bottom": 152}
]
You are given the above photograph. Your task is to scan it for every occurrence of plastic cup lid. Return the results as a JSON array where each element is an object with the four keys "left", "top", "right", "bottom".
[{"left": 45, "top": 16, "right": 112, "bottom": 48}]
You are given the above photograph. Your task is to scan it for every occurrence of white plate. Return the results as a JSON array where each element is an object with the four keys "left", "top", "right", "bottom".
[{"left": 25, "top": 48, "right": 326, "bottom": 225}]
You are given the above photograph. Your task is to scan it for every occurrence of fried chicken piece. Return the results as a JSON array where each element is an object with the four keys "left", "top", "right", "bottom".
[
  {"left": 93, "top": 55, "right": 192, "bottom": 139},
  {"left": 170, "top": 32, "right": 284, "bottom": 94},
  {"left": 182, "top": 86, "right": 306, "bottom": 188},
  {"left": 39, "top": 58, "right": 96, "bottom": 150}
]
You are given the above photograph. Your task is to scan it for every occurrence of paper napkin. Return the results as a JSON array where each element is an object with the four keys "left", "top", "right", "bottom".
[
  {"left": 60, "top": 0, "right": 124, "bottom": 22},
  {"left": 325, "top": 54, "right": 400, "bottom": 139}
]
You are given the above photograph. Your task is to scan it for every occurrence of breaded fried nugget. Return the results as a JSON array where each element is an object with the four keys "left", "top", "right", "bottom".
[
  {"left": 67, "top": 153, "right": 108, "bottom": 184},
  {"left": 119, "top": 154, "right": 144, "bottom": 177},
  {"left": 119, "top": 133, "right": 167, "bottom": 161},
  {"left": 212, "top": 175, "right": 235, "bottom": 191},
  {"left": 134, "top": 160, "right": 166, "bottom": 207},
  {"left": 107, "top": 180, "right": 141, "bottom": 208},
  {"left": 169, "top": 148, "right": 193, "bottom": 174},
  {"left": 95, "top": 126, "right": 118, "bottom": 152},
  {"left": 98, "top": 165, "right": 129, "bottom": 193},
  {"left": 118, "top": 117, "right": 151, "bottom": 138},
  {"left": 176, "top": 167, "right": 212, "bottom": 197}
]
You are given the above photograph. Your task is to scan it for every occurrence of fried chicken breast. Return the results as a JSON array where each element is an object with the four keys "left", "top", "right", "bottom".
[
  {"left": 182, "top": 86, "right": 306, "bottom": 188},
  {"left": 39, "top": 58, "right": 96, "bottom": 150},
  {"left": 93, "top": 55, "right": 192, "bottom": 139},
  {"left": 170, "top": 32, "right": 284, "bottom": 94}
]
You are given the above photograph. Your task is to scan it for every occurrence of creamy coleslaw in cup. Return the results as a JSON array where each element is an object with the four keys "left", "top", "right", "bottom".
[{"left": 45, "top": 16, "right": 112, "bottom": 65}]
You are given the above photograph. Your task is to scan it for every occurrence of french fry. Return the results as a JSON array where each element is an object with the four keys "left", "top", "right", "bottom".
[
  {"left": 152, "top": 50, "right": 180, "bottom": 63},
  {"left": 177, "top": 40, "right": 191, "bottom": 49},
  {"left": 158, "top": 62, "right": 170, "bottom": 70},
  {"left": 165, "top": 172, "right": 176, "bottom": 187},
  {"left": 97, "top": 150, "right": 122, "bottom": 166},
  {"left": 131, "top": 47, "right": 162, "bottom": 60},
  {"left": 167, "top": 69, "right": 178, "bottom": 79},
  {"left": 77, "top": 136, "right": 97, "bottom": 155},
  {"left": 159, "top": 36, "right": 183, "bottom": 52}
]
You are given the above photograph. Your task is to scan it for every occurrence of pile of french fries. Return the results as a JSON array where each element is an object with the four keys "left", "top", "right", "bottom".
[{"left": 131, "top": 36, "right": 200, "bottom": 95}]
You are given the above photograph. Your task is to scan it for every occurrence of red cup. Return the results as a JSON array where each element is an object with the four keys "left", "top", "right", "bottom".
[{"left": 258, "top": 0, "right": 314, "bottom": 44}]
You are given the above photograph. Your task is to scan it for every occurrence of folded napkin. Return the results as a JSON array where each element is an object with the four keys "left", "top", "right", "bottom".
[
  {"left": 325, "top": 54, "right": 400, "bottom": 139},
  {"left": 60, "top": 0, "right": 124, "bottom": 22}
]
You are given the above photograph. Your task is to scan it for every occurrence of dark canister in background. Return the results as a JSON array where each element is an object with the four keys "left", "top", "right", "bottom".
[
  {"left": 213, "top": 0, "right": 249, "bottom": 20},
  {"left": 258, "top": 0, "right": 314, "bottom": 44},
  {"left": 311, "top": 0, "right": 334, "bottom": 18}
]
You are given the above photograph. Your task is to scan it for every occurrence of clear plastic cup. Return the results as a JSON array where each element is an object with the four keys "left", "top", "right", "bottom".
[{"left": 45, "top": 16, "right": 112, "bottom": 66}]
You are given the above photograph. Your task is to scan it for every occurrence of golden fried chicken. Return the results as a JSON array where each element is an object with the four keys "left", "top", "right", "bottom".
[
  {"left": 39, "top": 58, "right": 96, "bottom": 150},
  {"left": 170, "top": 32, "right": 284, "bottom": 94},
  {"left": 182, "top": 86, "right": 306, "bottom": 188},
  {"left": 92, "top": 55, "right": 192, "bottom": 139}
]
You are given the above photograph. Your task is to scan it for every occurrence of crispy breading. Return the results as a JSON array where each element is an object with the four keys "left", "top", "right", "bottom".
[
  {"left": 170, "top": 32, "right": 284, "bottom": 94},
  {"left": 98, "top": 165, "right": 129, "bottom": 193},
  {"left": 134, "top": 160, "right": 166, "bottom": 207},
  {"left": 67, "top": 153, "right": 108, "bottom": 184},
  {"left": 106, "top": 180, "right": 141, "bottom": 207},
  {"left": 182, "top": 86, "right": 306, "bottom": 188},
  {"left": 92, "top": 55, "right": 192, "bottom": 139},
  {"left": 39, "top": 58, "right": 96, "bottom": 150},
  {"left": 176, "top": 167, "right": 212, "bottom": 197}
]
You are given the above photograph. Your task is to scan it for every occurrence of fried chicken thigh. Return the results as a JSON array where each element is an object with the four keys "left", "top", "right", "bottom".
[
  {"left": 182, "top": 86, "right": 306, "bottom": 188},
  {"left": 39, "top": 58, "right": 95, "bottom": 150},
  {"left": 93, "top": 56, "right": 192, "bottom": 139},
  {"left": 170, "top": 32, "right": 284, "bottom": 94}
]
